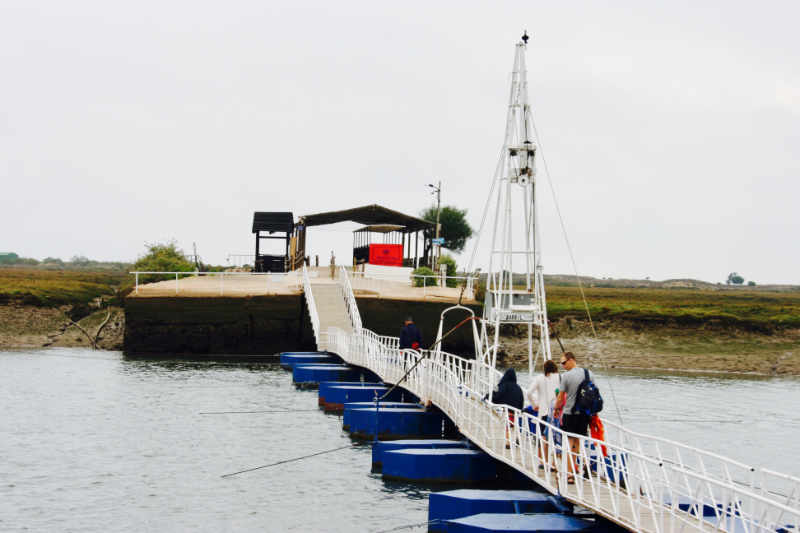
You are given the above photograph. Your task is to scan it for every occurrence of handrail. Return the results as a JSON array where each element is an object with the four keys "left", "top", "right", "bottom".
[
  {"left": 301, "top": 266, "right": 322, "bottom": 350},
  {"left": 129, "top": 270, "right": 295, "bottom": 295},
  {"left": 304, "top": 283, "right": 800, "bottom": 532},
  {"left": 338, "top": 266, "right": 362, "bottom": 332},
  {"left": 351, "top": 270, "right": 478, "bottom": 285}
]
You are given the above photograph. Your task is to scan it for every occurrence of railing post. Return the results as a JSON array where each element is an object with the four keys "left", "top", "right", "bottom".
[
  {"left": 135, "top": 272, "right": 139, "bottom": 294},
  {"left": 219, "top": 272, "right": 224, "bottom": 296},
  {"left": 175, "top": 272, "right": 178, "bottom": 295}
]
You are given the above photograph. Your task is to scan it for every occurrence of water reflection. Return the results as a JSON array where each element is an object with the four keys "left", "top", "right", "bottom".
[{"left": 376, "top": 478, "right": 432, "bottom": 501}]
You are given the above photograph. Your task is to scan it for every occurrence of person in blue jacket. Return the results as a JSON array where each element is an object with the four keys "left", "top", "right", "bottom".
[
  {"left": 399, "top": 316, "right": 422, "bottom": 350},
  {"left": 491, "top": 368, "right": 524, "bottom": 411},
  {"left": 488, "top": 368, "right": 524, "bottom": 448}
]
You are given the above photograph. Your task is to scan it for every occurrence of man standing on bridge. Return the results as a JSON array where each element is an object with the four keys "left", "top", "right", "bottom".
[
  {"left": 399, "top": 316, "right": 422, "bottom": 351},
  {"left": 554, "top": 351, "right": 594, "bottom": 483}
]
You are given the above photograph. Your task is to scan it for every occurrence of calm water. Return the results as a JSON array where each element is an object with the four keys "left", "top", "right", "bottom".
[{"left": 1, "top": 348, "right": 798, "bottom": 532}]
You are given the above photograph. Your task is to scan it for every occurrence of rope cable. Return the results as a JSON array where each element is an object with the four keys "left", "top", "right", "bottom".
[
  {"left": 528, "top": 110, "right": 625, "bottom": 426},
  {"left": 530, "top": 123, "right": 596, "bottom": 338},
  {"left": 373, "top": 519, "right": 442, "bottom": 533},
  {"left": 378, "top": 316, "right": 479, "bottom": 402},
  {"left": 199, "top": 409, "right": 322, "bottom": 415},
  {"left": 221, "top": 444, "right": 356, "bottom": 478}
]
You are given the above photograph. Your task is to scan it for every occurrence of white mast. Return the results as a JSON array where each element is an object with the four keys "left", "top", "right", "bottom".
[{"left": 468, "top": 32, "right": 552, "bottom": 375}]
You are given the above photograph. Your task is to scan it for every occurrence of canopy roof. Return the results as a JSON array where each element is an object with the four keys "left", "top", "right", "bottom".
[
  {"left": 299, "top": 204, "right": 433, "bottom": 233},
  {"left": 252, "top": 212, "right": 294, "bottom": 234},
  {"left": 354, "top": 224, "right": 406, "bottom": 234}
]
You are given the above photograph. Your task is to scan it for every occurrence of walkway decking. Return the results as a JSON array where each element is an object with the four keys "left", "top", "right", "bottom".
[
  {"left": 129, "top": 268, "right": 474, "bottom": 304},
  {"left": 303, "top": 266, "right": 800, "bottom": 533}
]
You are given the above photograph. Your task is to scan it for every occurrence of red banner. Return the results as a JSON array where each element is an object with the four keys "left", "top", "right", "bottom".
[{"left": 368, "top": 244, "right": 403, "bottom": 266}]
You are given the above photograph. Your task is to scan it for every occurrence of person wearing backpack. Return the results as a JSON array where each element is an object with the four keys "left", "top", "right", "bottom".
[{"left": 554, "top": 351, "right": 602, "bottom": 484}]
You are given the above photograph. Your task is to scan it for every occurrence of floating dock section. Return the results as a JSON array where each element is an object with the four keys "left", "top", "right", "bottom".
[
  {"left": 319, "top": 384, "right": 405, "bottom": 412},
  {"left": 428, "top": 490, "right": 569, "bottom": 529},
  {"left": 372, "top": 439, "right": 469, "bottom": 471},
  {"left": 441, "top": 513, "right": 597, "bottom": 533},
  {"left": 292, "top": 363, "right": 377, "bottom": 388},
  {"left": 344, "top": 404, "right": 445, "bottom": 440},
  {"left": 382, "top": 448, "right": 498, "bottom": 484},
  {"left": 275, "top": 351, "right": 625, "bottom": 533},
  {"left": 279, "top": 351, "right": 340, "bottom": 369}
]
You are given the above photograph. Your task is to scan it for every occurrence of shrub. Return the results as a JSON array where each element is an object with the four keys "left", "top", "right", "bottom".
[
  {"left": 412, "top": 266, "right": 436, "bottom": 287},
  {"left": 0, "top": 253, "right": 20, "bottom": 264},
  {"left": 133, "top": 241, "right": 194, "bottom": 283}
]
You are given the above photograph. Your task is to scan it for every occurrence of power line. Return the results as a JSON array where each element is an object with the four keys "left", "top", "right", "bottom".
[{"left": 221, "top": 444, "right": 356, "bottom": 478}]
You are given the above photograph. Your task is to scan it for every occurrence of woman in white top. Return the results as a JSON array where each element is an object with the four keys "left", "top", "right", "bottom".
[
  {"left": 525, "top": 359, "right": 559, "bottom": 469},
  {"left": 526, "top": 360, "right": 560, "bottom": 418}
]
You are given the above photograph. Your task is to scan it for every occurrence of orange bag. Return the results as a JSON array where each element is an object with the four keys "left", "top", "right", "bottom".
[{"left": 590, "top": 415, "right": 608, "bottom": 457}]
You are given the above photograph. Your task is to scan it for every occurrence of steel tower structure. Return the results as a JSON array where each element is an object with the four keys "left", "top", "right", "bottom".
[{"left": 468, "top": 33, "right": 552, "bottom": 375}]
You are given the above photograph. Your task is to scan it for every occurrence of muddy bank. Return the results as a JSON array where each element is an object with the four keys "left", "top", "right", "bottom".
[
  {"left": 3, "top": 304, "right": 798, "bottom": 376},
  {"left": 0, "top": 304, "right": 124, "bottom": 350}
]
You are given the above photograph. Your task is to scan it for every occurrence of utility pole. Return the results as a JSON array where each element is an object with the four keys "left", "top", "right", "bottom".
[
  {"left": 427, "top": 180, "right": 442, "bottom": 269},
  {"left": 192, "top": 242, "right": 200, "bottom": 271}
]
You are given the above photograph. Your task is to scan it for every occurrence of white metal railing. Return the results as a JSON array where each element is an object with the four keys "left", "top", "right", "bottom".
[
  {"left": 301, "top": 266, "right": 323, "bottom": 350},
  {"left": 349, "top": 270, "right": 477, "bottom": 299},
  {"left": 304, "top": 283, "right": 800, "bottom": 533},
  {"left": 338, "top": 266, "right": 363, "bottom": 332},
  {"left": 130, "top": 271, "right": 298, "bottom": 296}
]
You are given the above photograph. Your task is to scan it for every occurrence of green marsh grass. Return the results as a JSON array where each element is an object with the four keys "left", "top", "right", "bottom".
[{"left": 0, "top": 268, "right": 130, "bottom": 307}]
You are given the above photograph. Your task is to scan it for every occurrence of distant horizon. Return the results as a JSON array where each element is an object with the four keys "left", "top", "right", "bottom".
[{"left": 2, "top": 249, "right": 795, "bottom": 288}]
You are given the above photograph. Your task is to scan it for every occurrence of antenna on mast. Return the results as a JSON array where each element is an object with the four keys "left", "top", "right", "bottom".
[{"left": 521, "top": 30, "right": 529, "bottom": 44}]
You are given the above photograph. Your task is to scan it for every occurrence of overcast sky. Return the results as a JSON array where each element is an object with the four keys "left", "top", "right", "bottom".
[{"left": 2, "top": 1, "right": 798, "bottom": 284}]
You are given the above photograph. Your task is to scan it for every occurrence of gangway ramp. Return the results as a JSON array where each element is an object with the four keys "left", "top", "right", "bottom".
[
  {"left": 300, "top": 267, "right": 800, "bottom": 532},
  {"left": 309, "top": 283, "right": 353, "bottom": 336}
]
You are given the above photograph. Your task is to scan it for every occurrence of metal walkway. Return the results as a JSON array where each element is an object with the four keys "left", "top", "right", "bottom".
[{"left": 302, "top": 266, "right": 800, "bottom": 533}]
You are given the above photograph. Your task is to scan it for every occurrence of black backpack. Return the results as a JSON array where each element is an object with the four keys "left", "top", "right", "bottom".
[{"left": 573, "top": 368, "right": 603, "bottom": 416}]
